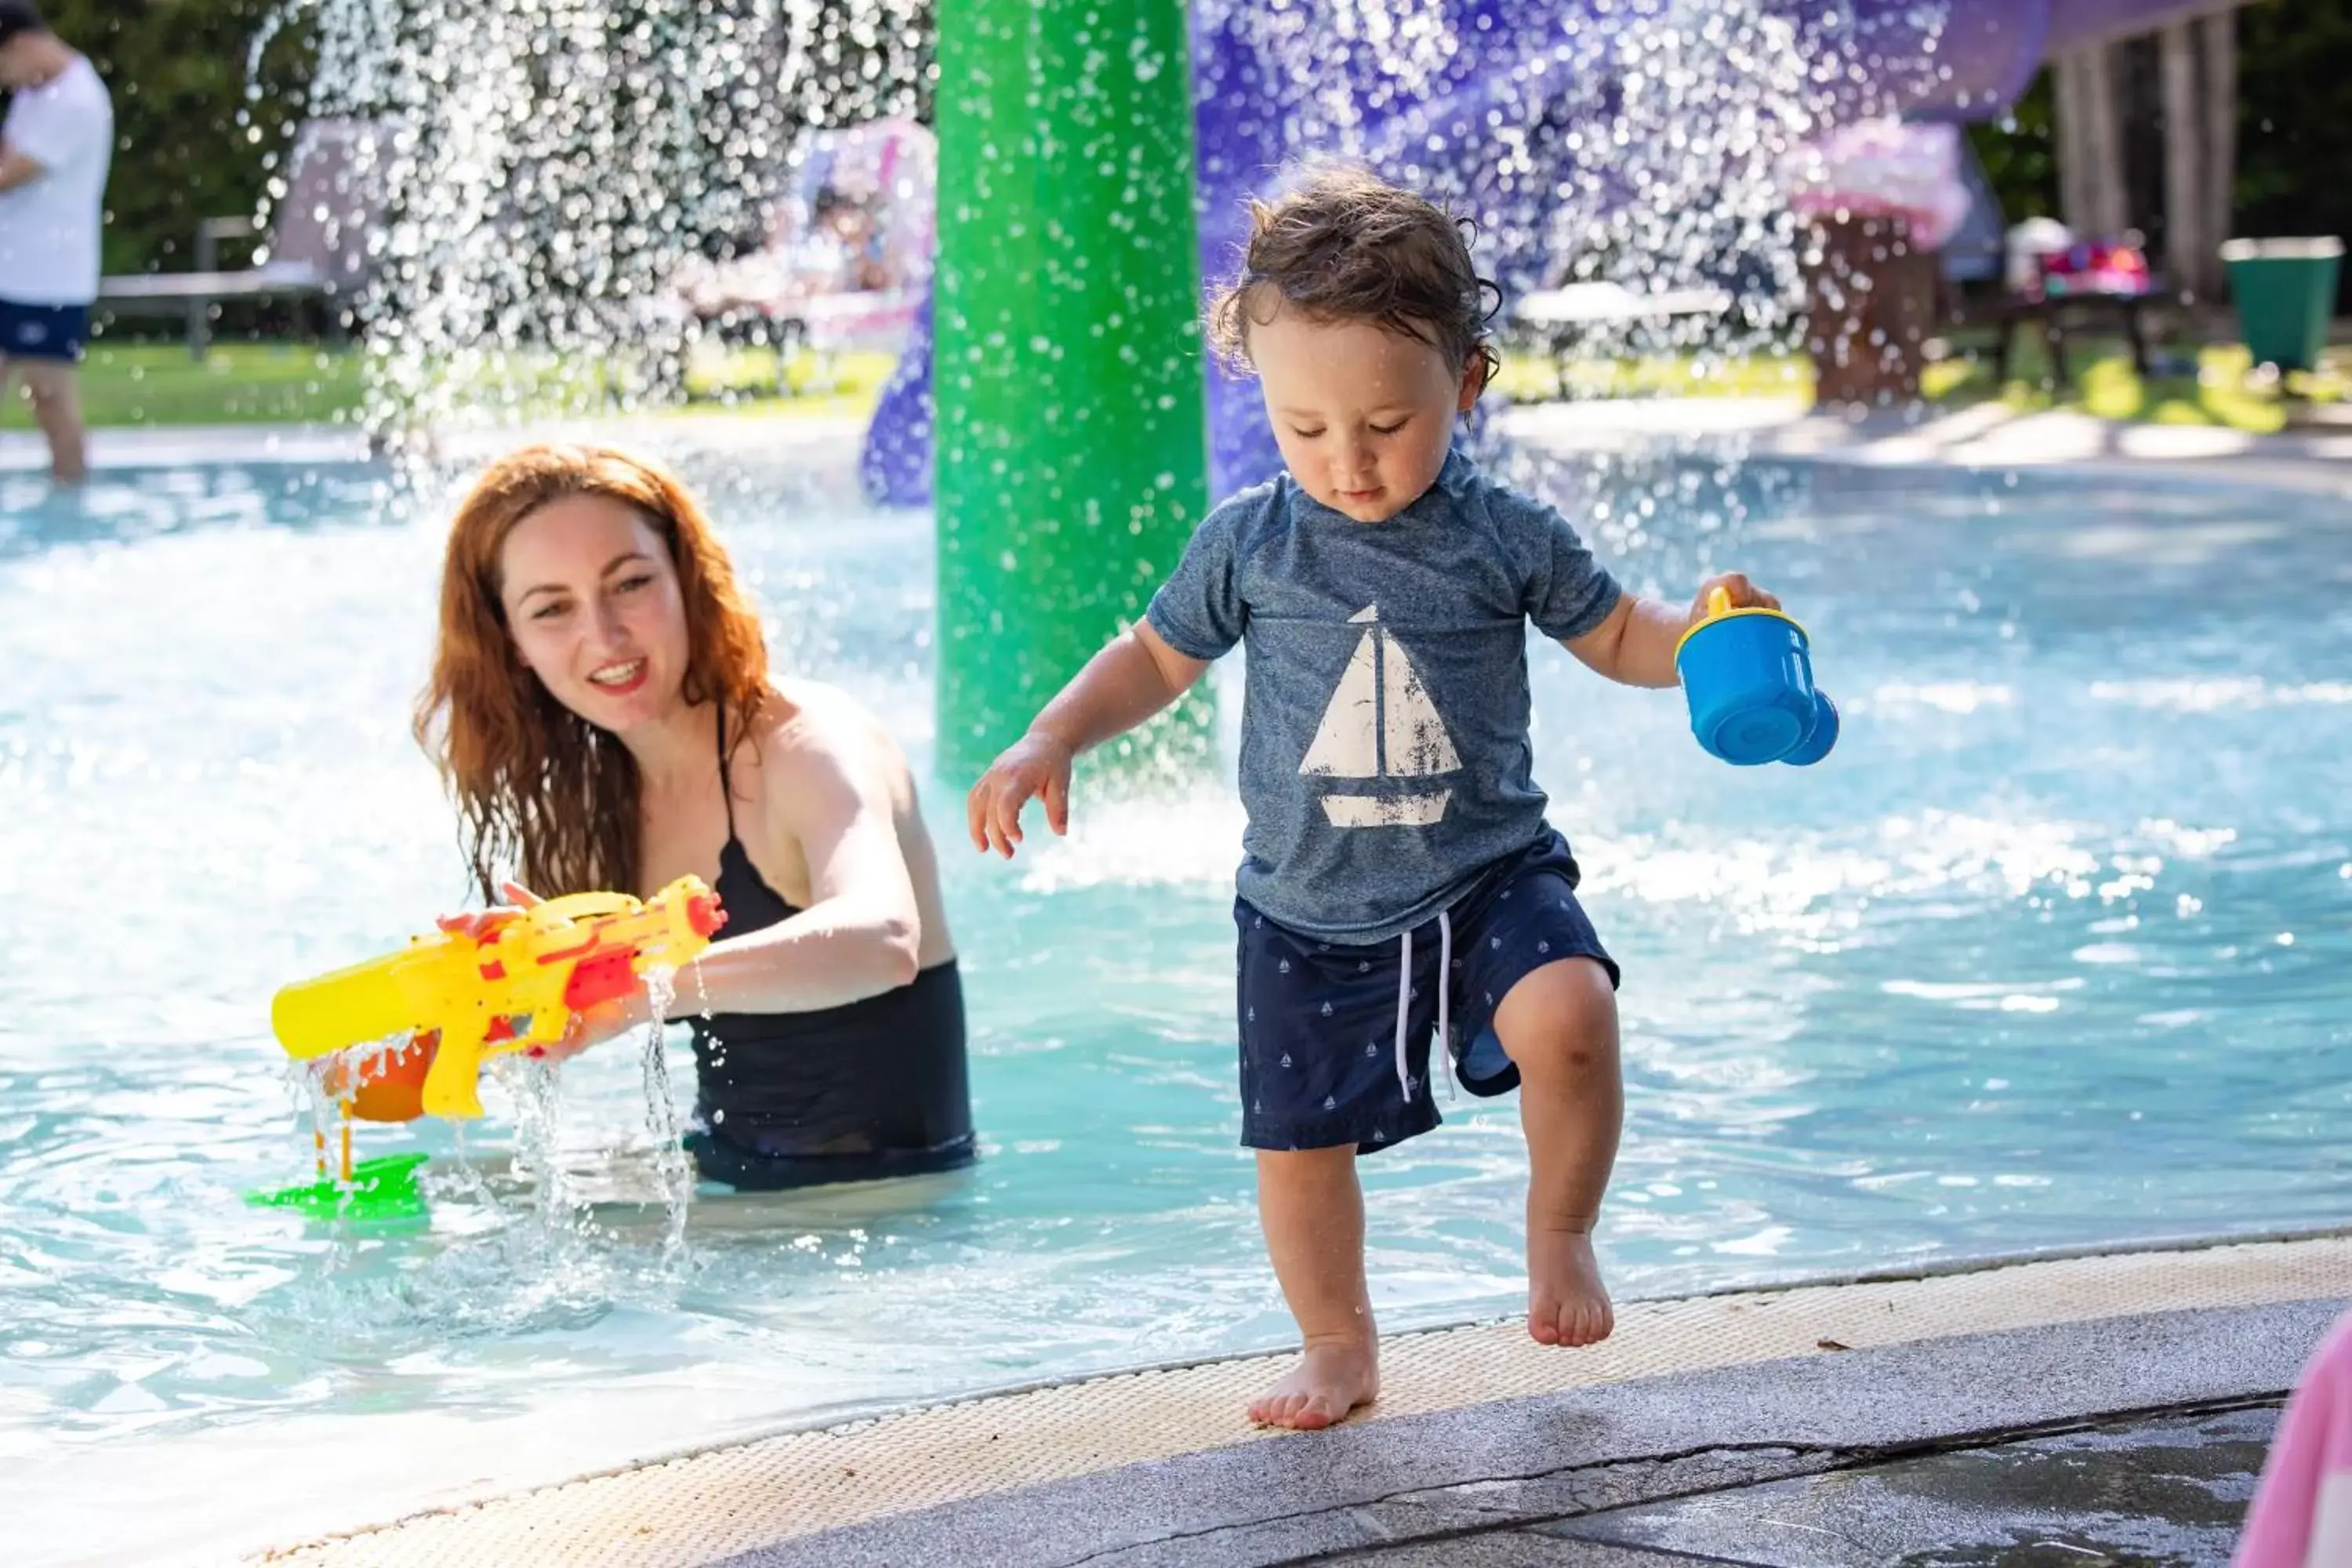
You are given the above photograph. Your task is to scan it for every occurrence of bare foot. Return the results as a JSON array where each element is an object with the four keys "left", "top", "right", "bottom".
[
  {"left": 1528, "top": 1227, "right": 1614, "bottom": 1347},
  {"left": 1247, "top": 1338, "right": 1379, "bottom": 1430}
]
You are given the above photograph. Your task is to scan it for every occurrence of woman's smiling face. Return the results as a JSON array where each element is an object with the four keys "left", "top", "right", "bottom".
[{"left": 497, "top": 493, "right": 692, "bottom": 732}]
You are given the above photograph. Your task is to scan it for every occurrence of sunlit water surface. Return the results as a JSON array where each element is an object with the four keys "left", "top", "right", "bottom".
[{"left": 2, "top": 442, "right": 2347, "bottom": 1562}]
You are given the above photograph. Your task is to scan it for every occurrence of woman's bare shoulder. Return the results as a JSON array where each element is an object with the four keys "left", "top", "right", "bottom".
[{"left": 749, "top": 680, "right": 909, "bottom": 792}]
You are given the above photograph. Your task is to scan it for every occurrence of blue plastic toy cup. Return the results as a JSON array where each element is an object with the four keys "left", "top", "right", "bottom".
[
  {"left": 1780, "top": 690, "right": 1838, "bottom": 767},
  {"left": 1675, "top": 586, "right": 1838, "bottom": 767}
]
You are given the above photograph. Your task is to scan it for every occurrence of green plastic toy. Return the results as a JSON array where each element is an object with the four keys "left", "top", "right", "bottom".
[{"left": 247, "top": 1152, "right": 430, "bottom": 1223}]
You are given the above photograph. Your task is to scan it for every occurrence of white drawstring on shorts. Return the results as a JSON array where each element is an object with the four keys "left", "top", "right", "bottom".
[{"left": 1392, "top": 910, "right": 1453, "bottom": 1104}]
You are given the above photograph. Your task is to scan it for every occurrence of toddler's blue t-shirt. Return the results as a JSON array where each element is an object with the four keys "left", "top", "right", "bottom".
[{"left": 1145, "top": 448, "right": 1623, "bottom": 943}]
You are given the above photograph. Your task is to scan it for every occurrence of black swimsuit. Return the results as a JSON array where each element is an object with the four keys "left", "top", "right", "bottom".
[{"left": 682, "top": 706, "right": 976, "bottom": 1190}]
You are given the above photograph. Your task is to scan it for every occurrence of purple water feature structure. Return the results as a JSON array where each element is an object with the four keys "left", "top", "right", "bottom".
[
  {"left": 858, "top": 290, "right": 934, "bottom": 509},
  {"left": 861, "top": 0, "right": 2187, "bottom": 509}
]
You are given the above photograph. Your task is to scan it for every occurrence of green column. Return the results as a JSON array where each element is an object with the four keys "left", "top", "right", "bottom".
[{"left": 932, "top": 0, "right": 1212, "bottom": 786}]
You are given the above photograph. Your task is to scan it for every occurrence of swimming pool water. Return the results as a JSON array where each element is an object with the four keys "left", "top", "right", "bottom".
[{"left": 3, "top": 441, "right": 2349, "bottom": 1561}]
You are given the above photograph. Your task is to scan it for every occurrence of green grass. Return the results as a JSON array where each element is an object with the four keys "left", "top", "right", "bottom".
[
  {"left": 13, "top": 341, "right": 368, "bottom": 427},
  {"left": 670, "top": 344, "right": 901, "bottom": 419},
  {"left": 1, "top": 339, "right": 900, "bottom": 433},
  {"left": 1920, "top": 335, "right": 2348, "bottom": 434},
  {"left": 19, "top": 335, "right": 2343, "bottom": 437},
  {"left": 1492, "top": 348, "right": 1811, "bottom": 404}
]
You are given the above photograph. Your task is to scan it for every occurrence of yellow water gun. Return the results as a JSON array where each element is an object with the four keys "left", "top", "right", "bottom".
[{"left": 271, "top": 877, "right": 728, "bottom": 1121}]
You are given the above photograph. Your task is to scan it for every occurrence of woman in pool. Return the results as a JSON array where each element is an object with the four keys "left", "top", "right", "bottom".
[{"left": 415, "top": 442, "right": 974, "bottom": 1189}]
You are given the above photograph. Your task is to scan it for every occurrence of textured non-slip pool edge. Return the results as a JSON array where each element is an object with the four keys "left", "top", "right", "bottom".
[
  {"left": 724, "top": 1299, "right": 2333, "bottom": 1568},
  {"left": 256, "top": 1230, "right": 2352, "bottom": 1566}
]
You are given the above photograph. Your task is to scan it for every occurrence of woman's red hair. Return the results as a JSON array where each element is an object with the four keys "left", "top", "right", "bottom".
[{"left": 415, "top": 444, "right": 770, "bottom": 899}]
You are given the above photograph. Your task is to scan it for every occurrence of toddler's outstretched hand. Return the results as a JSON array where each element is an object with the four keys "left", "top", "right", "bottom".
[
  {"left": 967, "top": 732, "right": 1075, "bottom": 858},
  {"left": 1686, "top": 571, "right": 1780, "bottom": 626}
]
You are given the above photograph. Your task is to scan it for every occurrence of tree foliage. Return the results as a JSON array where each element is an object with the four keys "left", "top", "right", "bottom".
[
  {"left": 15, "top": 0, "right": 313, "bottom": 274},
  {"left": 10, "top": 0, "right": 934, "bottom": 281},
  {"left": 1972, "top": 3, "right": 2352, "bottom": 307},
  {"left": 13, "top": 0, "right": 2342, "bottom": 314}
]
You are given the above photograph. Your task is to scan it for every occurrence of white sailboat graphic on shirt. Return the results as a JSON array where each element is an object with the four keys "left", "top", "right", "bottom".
[{"left": 1298, "top": 604, "right": 1460, "bottom": 828}]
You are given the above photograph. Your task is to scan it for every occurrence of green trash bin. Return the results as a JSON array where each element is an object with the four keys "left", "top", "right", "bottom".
[{"left": 2220, "top": 237, "right": 2343, "bottom": 374}]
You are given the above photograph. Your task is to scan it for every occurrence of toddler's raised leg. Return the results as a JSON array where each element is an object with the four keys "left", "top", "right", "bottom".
[
  {"left": 1494, "top": 956, "right": 1621, "bottom": 1348},
  {"left": 1249, "top": 1145, "right": 1381, "bottom": 1429}
]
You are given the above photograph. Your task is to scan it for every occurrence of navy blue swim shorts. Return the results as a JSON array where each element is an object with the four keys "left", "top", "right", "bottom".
[
  {"left": 0, "top": 299, "right": 90, "bottom": 363},
  {"left": 1234, "top": 826, "right": 1619, "bottom": 1155}
]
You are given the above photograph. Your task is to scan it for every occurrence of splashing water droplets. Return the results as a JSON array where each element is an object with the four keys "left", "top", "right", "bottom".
[
  {"left": 280, "top": 0, "right": 931, "bottom": 456},
  {"left": 637, "top": 968, "right": 694, "bottom": 1259},
  {"left": 492, "top": 1047, "right": 577, "bottom": 1224}
]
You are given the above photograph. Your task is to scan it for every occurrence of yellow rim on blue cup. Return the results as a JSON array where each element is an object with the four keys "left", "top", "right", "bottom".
[{"left": 1672, "top": 584, "right": 1811, "bottom": 665}]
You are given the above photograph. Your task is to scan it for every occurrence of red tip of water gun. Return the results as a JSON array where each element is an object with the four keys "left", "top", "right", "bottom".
[{"left": 687, "top": 891, "right": 727, "bottom": 938}]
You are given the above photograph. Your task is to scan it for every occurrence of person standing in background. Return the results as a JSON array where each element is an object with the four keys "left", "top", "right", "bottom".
[{"left": 0, "top": 2, "right": 113, "bottom": 484}]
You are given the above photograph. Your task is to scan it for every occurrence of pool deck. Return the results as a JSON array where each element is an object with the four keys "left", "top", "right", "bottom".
[
  {"left": 1495, "top": 394, "right": 2352, "bottom": 497},
  {"left": 249, "top": 1231, "right": 2349, "bottom": 1566},
  {"left": 0, "top": 414, "right": 849, "bottom": 474},
  {"left": 0, "top": 421, "right": 370, "bottom": 472},
  {"left": 10, "top": 394, "right": 2352, "bottom": 497}
]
